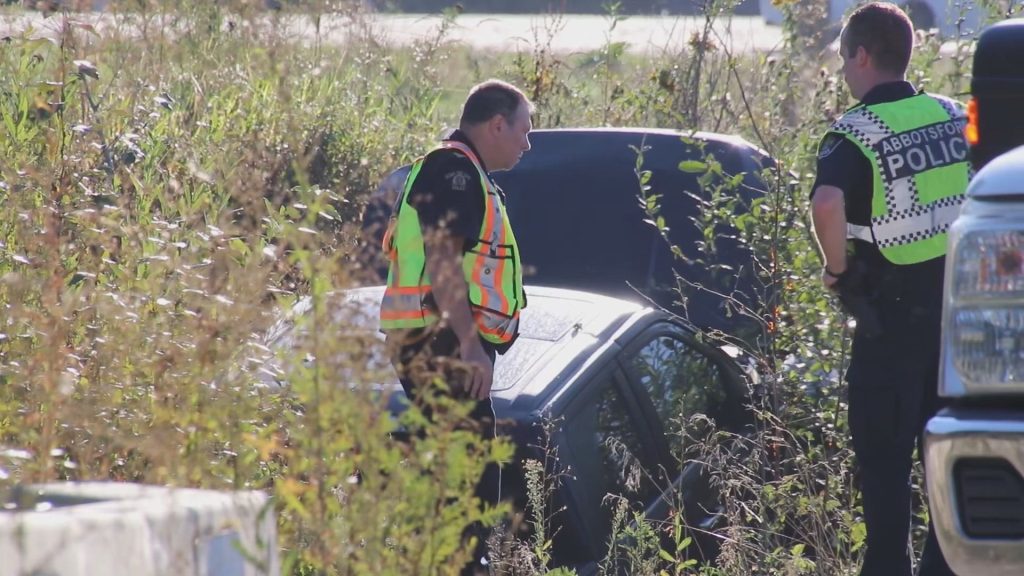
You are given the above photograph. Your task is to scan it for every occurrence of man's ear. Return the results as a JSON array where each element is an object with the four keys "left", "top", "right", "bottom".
[
  {"left": 855, "top": 45, "right": 870, "bottom": 68},
  {"left": 488, "top": 114, "right": 505, "bottom": 135}
]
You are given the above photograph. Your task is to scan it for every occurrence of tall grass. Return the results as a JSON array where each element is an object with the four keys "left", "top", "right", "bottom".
[{"left": 0, "top": 0, "right": 1018, "bottom": 574}]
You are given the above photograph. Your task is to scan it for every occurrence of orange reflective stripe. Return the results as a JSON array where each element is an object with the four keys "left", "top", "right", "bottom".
[
  {"left": 477, "top": 324, "right": 504, "bottom": 337},
  {"left": 483, "top": 194, "right": 498, "bottom": 245},
  {"left": 386, "top": 285, "right": 430, "bottom": 295},
  {"left": 476, "top": 203, "right": 497, "bottom": 310},
  {"left": 474, "top": 310, "right": 506, "bottom": 336},
  {"left": 388, "top": 231, "right": 398, "bottom": 271},
  {"left": 382, "top": 218, "right": 395, "bottom": 253},
  {"left": 473, "top": 308, "right": 519, "bottom": 342},
  {"left": 381, "top": 309, "right": 437, "bottom": 320},
  {"left": 381, "top": 284, "right": 435, "bottom": 328}
]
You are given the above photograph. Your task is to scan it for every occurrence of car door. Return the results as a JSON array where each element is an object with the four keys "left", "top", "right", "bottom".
[
  {"left": 616, "top": 321, "right": 750, "bottom": 559},
  {"left": 551, "top": 366, "right": 669, "bottom": 568}
]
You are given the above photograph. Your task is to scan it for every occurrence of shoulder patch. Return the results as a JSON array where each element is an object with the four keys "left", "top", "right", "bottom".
[
  {"left": 818, "top": 134, "right": 843, "bottom": 159},
  {"left": 445, "top": 170, "right": 471, "bottom": 191}
]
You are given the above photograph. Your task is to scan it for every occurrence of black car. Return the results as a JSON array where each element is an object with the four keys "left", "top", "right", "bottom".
[
  {"left": 360, "top": 127, "right": 776, "bottom": 342},
  {"left": 262, "top": 285, "right": 754, "bottom": 572}
]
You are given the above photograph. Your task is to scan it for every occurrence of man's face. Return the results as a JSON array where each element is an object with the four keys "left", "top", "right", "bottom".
[{"left": 493, "top": 102, "right": 532, "bottom": 171}]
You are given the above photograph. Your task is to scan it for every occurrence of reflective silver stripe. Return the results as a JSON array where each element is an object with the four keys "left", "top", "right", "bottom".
[
  {"left": 479, "top": 197, "right": 511, "bottom": 310},
  {"left": 886, "top": 176, "right": 916, "bottom": 213},
  {"left": 485, "top": 193, "right": 503, "bottom": 248},
  {"left": 491, "top": 199, "right": 503, "bottom": 247},
  {"left": 382, "top": 292, "right": 422, "bottom": 309},
  {"left": 474, "top": 306, "right": 518, "bottom": 340},
  {"left": 847, "top": 223, "right": 874, "bottom": 242},
  {"left": 477, "top": 255, "right": 505, "bottom": 300},
  {"left": 381, "top": 291, "right": 428, "bottom": 315},
  {"left": 832, "top": 107, "right": 894, "bottom": 147},
  {"left": 871, "top": 199, "right": 962, "bottom": 247},
  {"left": 477, "top": 309, "right": 515, "bottom": 329}
]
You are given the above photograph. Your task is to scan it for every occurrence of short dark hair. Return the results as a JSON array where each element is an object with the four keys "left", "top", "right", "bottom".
[
  {"left": 459, "top": 79, "right": 533, "bottom": 127},
  {"left": 841, "top": 2, "right": 914, "bottom": 76}
]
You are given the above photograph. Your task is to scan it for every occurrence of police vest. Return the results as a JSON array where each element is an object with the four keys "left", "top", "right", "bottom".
[
  {"left": 826, "top": 93, "right": 971, "bottom": 265},
  {"left": 379, "top": 141, "right": 525, "bottom": 344}
]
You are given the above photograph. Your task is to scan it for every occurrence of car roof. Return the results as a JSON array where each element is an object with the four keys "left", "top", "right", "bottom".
[
  {"left": 364, "top": 126, "right": 772, "bottom": 209},
  {"left": 291, "top": 285, "right": 658, "bottom": 417},
  {"left": 524, "top": 126, "right": 771, "bottom": 160}
]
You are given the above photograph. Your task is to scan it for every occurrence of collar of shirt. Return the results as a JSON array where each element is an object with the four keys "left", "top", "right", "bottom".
[
  {"left": 442, "top": 128, "right": 507, "bottom": 202},
  {"left": 443, "top": 129, "right": 490, "bottom": 174},
  {"left": 860, "top": 80, "right": 918, "bottom": 106}
]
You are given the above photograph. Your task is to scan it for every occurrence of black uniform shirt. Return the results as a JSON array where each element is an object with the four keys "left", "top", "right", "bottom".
[
  {"left": 406, "top": 129, "right": 496, "bottom": 252},
  {"left": 811, "top": 81, "right": 948, "bottom": 307}
]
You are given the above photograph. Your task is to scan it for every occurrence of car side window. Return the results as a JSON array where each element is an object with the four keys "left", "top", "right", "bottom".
[
  {"left": 593, "top": 378, "right": 660, "bottom": 504},
  {"left": 561, "top": 374, "right": 662, "bottom": 550},
  {"left": 628, "top": 334, "right": 728, "bottom": 440}
]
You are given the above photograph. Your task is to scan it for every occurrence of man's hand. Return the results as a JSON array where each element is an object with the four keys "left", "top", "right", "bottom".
[
  {"left": 821, "top": 266, "right": 844, "bottom": 291},
  {"left": 460, "top": 338, "right": 493, "bottom": 400},
  {"left": 423, "top": 231, "right": 494, "bottom": 400}
]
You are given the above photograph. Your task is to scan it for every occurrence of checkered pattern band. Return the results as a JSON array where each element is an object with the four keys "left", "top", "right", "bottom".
[
  {"left": 929, "top": 93, "right": 966, "bottom": 121},
  {"left": 881, "top": 176, "right": 921, "bottom": 214},
  {"left": 831, "top": 107, "right": 894, "bottom": 147},
  {"left": 872, "top": 196, "right": 964, "bottom": 247}
]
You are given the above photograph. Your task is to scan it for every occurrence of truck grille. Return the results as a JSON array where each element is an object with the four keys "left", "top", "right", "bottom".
[{"left": 954, "top": 458, "right": 1024, "bottom": 538}]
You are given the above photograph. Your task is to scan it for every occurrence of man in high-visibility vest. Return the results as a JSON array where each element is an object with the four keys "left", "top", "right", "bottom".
[
  {"left": 379, "top": 79, "right": 532, "bottom": 575},
  {"left": 810, "top": 3, "right": 968, "bottom": 575}
]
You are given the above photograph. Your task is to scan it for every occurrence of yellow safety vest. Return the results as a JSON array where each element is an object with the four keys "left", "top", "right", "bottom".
[
  {"left": 379, "top": 141, "right": 525, "bottom": 344},
  {"left": 824, "top": 93, "right": 971, "bottom": 264}
]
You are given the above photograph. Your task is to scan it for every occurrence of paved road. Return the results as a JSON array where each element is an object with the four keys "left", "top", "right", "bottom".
[
  {"left": 0, "top": 11, "right": 786, "bottom": 54},
  {"left": 349, "top": 13, "right": 785, "bottom": 54}
]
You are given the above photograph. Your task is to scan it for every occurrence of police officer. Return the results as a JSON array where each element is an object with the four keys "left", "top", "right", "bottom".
[
  {"left": 809, "top": 4, "right": 969, "bottom": 575},
  {"left": 379, "top": 79, "right": 532, "bottom": 575}
]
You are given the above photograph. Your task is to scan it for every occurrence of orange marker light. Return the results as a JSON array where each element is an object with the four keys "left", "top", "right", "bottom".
[{"left": 966, "top": 97, "right": 980, "bottom": 146}]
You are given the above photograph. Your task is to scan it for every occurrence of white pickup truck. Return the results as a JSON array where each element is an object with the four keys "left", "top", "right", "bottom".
[
  {"left": 923, "top": 18, "right": 1024, "bottom": 576},
  {"left": 759, "top": 0, "right": 985, "bottom": 37},
  {"left": 925, "top": 143, "right": 1024, "bottom": 576}
]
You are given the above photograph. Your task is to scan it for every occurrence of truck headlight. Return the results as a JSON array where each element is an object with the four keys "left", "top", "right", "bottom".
[
  {"left": 952, "top": 230, "right": 1024, "bottom": 297},
  {"left": 948, "top": 228, "right": 1024, "bottom": 389}
]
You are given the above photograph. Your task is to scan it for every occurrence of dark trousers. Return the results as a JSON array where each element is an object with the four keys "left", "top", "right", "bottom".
[
  {"left": 390, "top": 326, "right": 501, "bottom": 576},
  {"left": 846, "top": 299, "right": 954, "bottom": 576}
]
